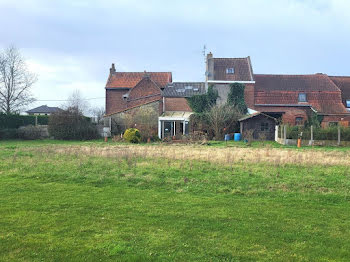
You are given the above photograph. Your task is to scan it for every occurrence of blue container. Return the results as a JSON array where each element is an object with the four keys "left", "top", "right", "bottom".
[
  {"left": 234, "top": 133, "right": 241, "bottom": 141},
  {"left": 224, "top": 134, "right": 231, "bottom": 141}
]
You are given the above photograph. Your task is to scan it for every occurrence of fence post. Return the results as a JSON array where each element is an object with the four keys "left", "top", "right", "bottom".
[
  {"left": 35, "top": 115, "right": 38, "bottom": 126},
  {"left": 310, "top": 125, "right": 313, "bottom": 146},
  {"left": 280, "top": 125, "right": 283, "bottom": 139},
  {"left": 338, "top": 125, "right": 341, "bottom": 146},
  {"left": 283, "top": 125, "right": 287, "bottom": 145}
]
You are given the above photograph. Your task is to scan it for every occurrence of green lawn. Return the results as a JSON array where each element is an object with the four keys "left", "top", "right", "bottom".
[{"left": 1, "top": 140, "right": 350, "bottom": 261}]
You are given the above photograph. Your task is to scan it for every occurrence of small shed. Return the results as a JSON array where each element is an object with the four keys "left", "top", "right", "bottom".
[{"left": 239, "top": 112, "right": 277, "bottom": 140}]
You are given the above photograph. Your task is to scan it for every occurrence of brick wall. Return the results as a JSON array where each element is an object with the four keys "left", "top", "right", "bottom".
[
  {"left": 127, "top": 77, "right": 162, "bottom": 108},
  {"left": 321, "top": 115, "right": 350, "bottom": 128},
  {"left": 244, "top": 83, "right": 255, "bottom": 109},
  {"left": 105, "top": 89, "right": 128, "bottom": 115},
  {"left": 164, "top": 97, "right": 192, "bottom": 112}
]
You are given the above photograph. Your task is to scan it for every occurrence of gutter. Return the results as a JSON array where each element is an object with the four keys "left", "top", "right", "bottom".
[{"left": 207, "top": 80, "right": 255, "bottom": 84}]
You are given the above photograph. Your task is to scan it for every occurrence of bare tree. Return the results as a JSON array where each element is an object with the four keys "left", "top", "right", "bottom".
[
  {"left": 64, "top": 90, "right": 89, "bottom": 115},
  {"left": 206, "top": 104, "right": 242, "bottom": 140},
  {"left": 0, "top": 46, "right": 36, "bottom": 114},
  {"left": 90, "top": 106, "right": 105, "bottom": 123}
]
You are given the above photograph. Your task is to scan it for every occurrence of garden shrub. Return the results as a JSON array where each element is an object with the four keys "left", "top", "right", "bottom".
[
  {"left": 123, "top": 128, "right": 141, "bottom": 143},
  {"left": 17, "top": 125, "right": 48, "bottom": 140},
  {"left": 48, "top": 107, "right": 99, "bottom": 140}
]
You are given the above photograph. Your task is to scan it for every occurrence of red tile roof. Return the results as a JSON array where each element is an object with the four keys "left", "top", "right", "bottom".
[
  {"left": 254, "top": 74, "right": 340, "bottom": 92},
  {"left": 106, "top": 72, "right": 172, "bottom": 89},
  {"left": 330, "top": 76, "right": 350, "bottom": 105},
  {"left": 253, "top": 74, "right": 348, "bottom": 115}
]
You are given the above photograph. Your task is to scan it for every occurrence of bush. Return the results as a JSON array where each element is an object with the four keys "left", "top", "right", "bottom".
[
  {"left": 123, "top": 106, "right": 159, "bottom": 142},
  {"left": 123, "top": 128, "right": 141, "bottom": 143},
  {"left": 48, "top": 107, "right": 99, "bottom": 140},
  {"left": 0, "top": 128, "right": 18, "bottom": 140},
  {"left": 17, "top": 125, "right": 48, "bottom": 140}
]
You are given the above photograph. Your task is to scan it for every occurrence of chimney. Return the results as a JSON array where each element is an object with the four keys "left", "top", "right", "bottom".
[
  {"left": 143, "top": 70, "right": 150, "bottom": 79},
  {"left": 207, "top": 52, "right": 213, "bottom": 60},
  {"left": 110, "top": 63, "right": 116, "bottom": 74},
  {"left": 205, "top": 52, "right": 214, "bottom": 85}
]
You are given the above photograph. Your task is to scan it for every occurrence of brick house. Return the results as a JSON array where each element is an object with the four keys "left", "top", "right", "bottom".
[
  {"left": 105, "top": 64, "right": 172, "bottom": 115},
  {"left": 205, "top": 53, "right": 350, "bottom": 127},
  {"left": 105, "top": 54, "right": 350, "bottom": 139},
  {"left": 104, "top": 64, "right": 204, "bottom": 138}
]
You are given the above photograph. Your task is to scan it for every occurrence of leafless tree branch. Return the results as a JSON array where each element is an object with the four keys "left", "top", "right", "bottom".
[{"left": 0, "top": 46, "right": 36, "bottom": 114}]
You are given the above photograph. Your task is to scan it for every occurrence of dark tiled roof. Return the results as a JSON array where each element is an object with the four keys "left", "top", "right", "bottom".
[
  {"left": 213, "top": 57, "right": 254, "bottom": 81},
  {"left": 239, "top": 112, "right": 277, "bottom": 122},
  {"left": 162, "top": 82, "right": 206, "bottom": 97},
  {"left": 106, "top": 72, "right": 172, "bottom": 89},
  {"left": 26, "top": 105, "right": 61, "bottom": 114},
  {"left": 254, "top": 74, "right": 340, "bottom": 92}
]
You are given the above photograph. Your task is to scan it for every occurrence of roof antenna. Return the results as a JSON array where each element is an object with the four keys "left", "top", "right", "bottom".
[
  {"left": 203, "top": 44, "right": 208, "bottom": 91},
  {"left": 202, "top": 45, "right": 207, "bottom": 63}
]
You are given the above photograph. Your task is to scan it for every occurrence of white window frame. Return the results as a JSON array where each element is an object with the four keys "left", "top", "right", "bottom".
[{"left": 226, "top": 68, "right": 234, "bottom": 74}]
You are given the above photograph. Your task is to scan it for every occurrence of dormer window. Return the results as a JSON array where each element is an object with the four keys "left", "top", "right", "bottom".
[
  {"left": 226, "top": 68, "right": 234, "bottom": 74},
  {"left": 346, "top": 100, "right": 350, "bottom": 108},
  {"left": 298, "top": 93, "right": 307, "bottom": 102}
]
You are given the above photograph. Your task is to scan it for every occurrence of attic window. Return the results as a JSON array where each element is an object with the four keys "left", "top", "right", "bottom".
[
  {"left": 346, "top": 100, "right": 350, "bottom": 108},
  {"left": 298, "top": 93, "right": 307, "bottom": 102},
  {"left": 185, "top": 86, "right": 193, "bottom": 90},
  {"left": 176, "top": 89, "right": 186, "bottom": 93},
  {"left": 226, "top": 68, "right": 234, "bottom": 74},
  {"left": 193, "top": 88, "right": 199, "bottom": 91}
]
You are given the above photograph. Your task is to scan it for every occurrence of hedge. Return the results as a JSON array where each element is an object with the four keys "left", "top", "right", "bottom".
[
  {"left": 0, "top": 114, "right": 49, "bottom": 129},
  {"left": 285, "top": 126, "right": 350, "bottom": 141}
]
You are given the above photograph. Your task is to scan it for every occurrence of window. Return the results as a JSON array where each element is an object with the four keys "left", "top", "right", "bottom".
[
  {"left": 226, "top": 68, "right": 234, "bottom": 74},
  {"left": 185, "top": 86, "right": 193, "bottom": 90},
  {"left": 298, "top": 93, "right": 307, "bottom": 102},
  {"left": 346, "top": 100, "right": 350, "bottom": 108},
  {"left": 260, "top": 122, "right": 269, "bottom": 131},
  {"left": 295, "top": 117, "right": 303, "bottom": 125}
]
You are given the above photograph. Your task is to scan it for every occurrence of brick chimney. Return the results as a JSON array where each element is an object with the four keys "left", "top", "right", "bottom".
[
  {"left": 110, "top": 63, "right": 116, "bottom": 74},
  {"left": 206, "top": 52, "right": 214, "bottom": 83}
]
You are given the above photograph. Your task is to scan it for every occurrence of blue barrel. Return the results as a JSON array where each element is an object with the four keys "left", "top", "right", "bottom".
[
  {"left": 224, "top": 134, "right": 231, "bottom": 141},
  {"left": 234, "top": 133, "right": 241, "bottom": 141}
]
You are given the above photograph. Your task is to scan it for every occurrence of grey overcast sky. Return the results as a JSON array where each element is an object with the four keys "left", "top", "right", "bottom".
[{"left": 0, "top": 0, "right": 349, "bottom": 111}]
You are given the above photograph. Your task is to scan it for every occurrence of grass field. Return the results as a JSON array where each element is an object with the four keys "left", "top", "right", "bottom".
[{"left": 1, "top": 140, "right": 350, "bottom": 261}]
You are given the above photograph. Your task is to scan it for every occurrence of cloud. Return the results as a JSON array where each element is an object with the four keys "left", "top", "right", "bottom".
[{"left": 1, "top": 0, "right": 350, "bottom": 112}]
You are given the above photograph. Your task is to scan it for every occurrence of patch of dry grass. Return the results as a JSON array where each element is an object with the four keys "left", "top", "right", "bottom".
[{"left": 28, "top": 143, "right": 350, "bottom": 167}]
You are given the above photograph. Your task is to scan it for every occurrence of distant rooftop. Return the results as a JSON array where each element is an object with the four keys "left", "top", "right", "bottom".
[{"left": 26, "top": 105, "right": 61, "bottom": 114}]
